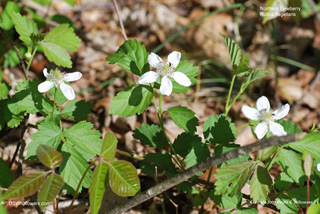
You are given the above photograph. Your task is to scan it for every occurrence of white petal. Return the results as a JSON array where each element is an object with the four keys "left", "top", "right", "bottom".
[
  {"left": 160, "top": 76, "right": 172, "bottom": 96},
  {"left": 254, "top": 122, "right": 268, "bottom": 139},
  {"left": 43, "top": 68, "right": 49, "bottom": 78},
  {"left": 64, "top": 72, "right": 82, "bottom": 82},
  {"left": 269, "top": 122, "right": 287, "bottom": 136},
  {"left": 38, "top": 81, "right": 54, "bottom": 93},
  {"left": 241, "top": 105, "right": 259, "bottom": 120},
  {"left": 256, "top": 96, "right": 270, "bottom": 111},
  {"left": 317, "top": 163, "right": 320, "bottom": 172},
  {"left": 60, "top": 83, "right": 75, "bottom": 100},
  {"left": 171, "top": 72, "right": 191, "bottom": 86},
  {"left": 148, "top": 53, "right": 163, "bottom": 68},
  {"left": 138, "top": 71, "right": 159, "bottom": 84},
  {"left": 273, "top": 104, "right": 290, "bottom": 120},
  {"left": 167, "top": 51, "right": 181, "bottom": 68}
]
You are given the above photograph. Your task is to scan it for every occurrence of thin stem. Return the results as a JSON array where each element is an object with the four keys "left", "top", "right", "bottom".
[
  {"left": 116, "top": 150, "right": 144, "bottom": 161},
  {"left": 225, "top": 75, "right": 236, "bottom": 116},
  {"left": 306, "top": 176, "right": 310, "bottom": 212},
  {"left": 52, "top": 87, "right": 57, "bottom": 122},
  {"left": 26, "top": 45, "right": 38, "bottom": 73},
  {"left": 67, "top": 160, "right": 97, "bottom": 214},
  {"left": 112, "top": 0, "right": 128, "bottom": 41},
  {"left": 235, "top": 123, "right": 249, "bottom": 132}
]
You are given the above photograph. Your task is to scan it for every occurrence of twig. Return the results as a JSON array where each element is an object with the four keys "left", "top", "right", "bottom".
[
  {"left": 291, "top": 71, "right": 320, "bottom": 119},
  {"left": 112, "top": 0, "right": 128, "bottom": 41},
  {"left": 306, "top": 0, "right": 320, "bottom": 23},
  {"left": 105, "top": 133, "right": 306, "bottom": 214}
]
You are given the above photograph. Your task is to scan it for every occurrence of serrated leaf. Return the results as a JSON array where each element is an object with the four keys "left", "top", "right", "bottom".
[
  {"left": 257, "top": 146, "right": 278, "bottom": 161},
  {"left": 133, "top": 123, "right": 167, "bottom": 149},
  {"left": 214, "top": 161, "right": 257, "bottom": 196},
  {"left": 275, "top": 193, "right": 298, "bottom": 214},
  {"left": 141, "top": 153, "right": 177, "bottom": 177},
  {"left": 61, "top": 99, "right": 94, "bottom": 122},
  {"left": 274, "top": 172, "right": 294, "bottom": 192},
  {"left": 0, "top": 158, "right": 13, "bottom": 188},
  {"left": 36, "top": 145, "right": 62, "bottom": 169},
  {"left": 247, "top": 69, "right": 270, "bottom": 84},
  {"left": 185, "top": 136, "right": 210, "bottom": 169},
  {"left": 89, "top": 162, "right": 108, "bottom": 214},
  {"left": 203, "top": 114, "right": 218, "bottom": 142},
  {"left": 279, "top": 120, "right": 302, "bottom": 134},
  {"left": 3, "top": 173, "right": 46, "bottom": 200},
  {"left": 207, "top": 114, "right": 236, "bottom": 145},
  {"left": 287, "top": 186, "right": 317, "bottom": 209},
  {"left": 108, "top": 160, "right": 140, "bottom": 196},
  {"left": 289, "top": 133, "right": 320, "bottom": 160},
  {"left": 11, "top": 12, "right": 38, "bottom": 44},
  {"left": 209, "top": 191, "right": 241, "bottom": 209},
  {"left": 60, "top": 143, "right": 92, "bottom": 194},
  {"left": 236, "top": 54, "right": 251, "bottom": 74},
  {"left": 107, "top": 39, "right": 148, "bottom": 75},
  {"left": 38, "top": 174, "right": 64, "bottom": 210},
  {"left": 101, "top": 132, "right": 117, "bottom": 161},
  {"left": 63, "top": 121, "right": 102, "bottom": 159},
  {"left": 250, "top": 162, "right": 272, "bottom": 202},
  {"left": 26, "top": 121, "right": 63, "bottom": 159},
  {"left": 167, "top": 107, "right": 198, "bottom": 134},
  {"left": 109, "top": 85, "right": 153, "bottom": 117},
  {"left": 173, "top": 132, "right": 193, "bottom": 158},
  {"left": 262, "top": 0, "right": 288, "bottom": 24},
  {"left": 44, "top": 24, "right": 80, "bottom": 52},
  {"left": 1, "top": 1, "right": 20, "bottom": 30},
  {"left": 0, "top": 82, "right": 10, "bottom": 99},
  {"left": 220, "top": 34, "right": 242, "bottom": 70},
  {"left": 40, "top": 42, "right": 72, "bottom": 68},
  {"left": 277, "top": 148, "right": 306, "bottom": 185}
]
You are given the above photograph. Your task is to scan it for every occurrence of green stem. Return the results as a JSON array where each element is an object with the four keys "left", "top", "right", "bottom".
[
  {"left": 26, "top": 45, "right": 38, "bottom": 73},
  {"left": 52, "top": 87, "right": 58, "bottom": 122},
  {"left": 235, "top": 123, "right": 249, "bottom": 132},
  {"left": 116, "top": 150, "right": 144, "bottom": 161},
  {"left": 225, "top": 75, "right": 236, "bottom": 116},
  {"left": 67, "top": 160, "right": 97, "bottom": 214}
]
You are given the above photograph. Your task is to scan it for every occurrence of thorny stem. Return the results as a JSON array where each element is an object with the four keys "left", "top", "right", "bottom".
[
  {"left": 67, "top": 160, "right": 97, "bottom": 214},
  {"left": 225, "top": 75, "right": 236, "bottom": 116}
]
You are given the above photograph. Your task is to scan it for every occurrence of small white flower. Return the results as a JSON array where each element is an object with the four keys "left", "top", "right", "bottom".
[
  {"left": 38, "top": 68, "right": 82, "bottom": 100},
  {"left": 241, "top": 96, "right": 290, "bottom": 139},
  {"left": 138, "top": 51, "right": 191, "bottom": 96},
  {"left": 317, "top": 163, "right": 320, "bottom": 172}
]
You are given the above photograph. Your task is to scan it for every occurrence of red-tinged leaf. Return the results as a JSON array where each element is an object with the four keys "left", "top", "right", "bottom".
[
  {"left": 36, "top": 145, "right": 62, "bottom": 169},
  {"left": 100, "top": 132, "right": 117, "bottom": 161},
  {"left": 38, "top": 174, "right": 64, "bottom": 210}
]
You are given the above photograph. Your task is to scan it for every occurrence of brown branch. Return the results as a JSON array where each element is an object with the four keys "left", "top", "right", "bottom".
[
  {"left": 112, "top": 0, "right": 128, "bottom": 41},
  {"left": 105, "top": 133, "right": 306, "bottom": 214}
]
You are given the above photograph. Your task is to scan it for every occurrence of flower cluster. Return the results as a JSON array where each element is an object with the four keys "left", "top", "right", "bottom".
[
  {"left": 241, "top": 96, "right": 290, "bottom": 139},
  {"left": 138, "top": 51, "right": 191, "bottom": 96},
  {"left": 38, "top": 68, "right": 82, "bottom": 100}
]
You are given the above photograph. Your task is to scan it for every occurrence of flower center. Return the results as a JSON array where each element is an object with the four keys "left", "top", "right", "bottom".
[
  {"left": 259, "top": 109, "right": 274, "bottom": 124},
  {"left": 157, "top": 61, "right": 175, "bottom": 76},
  {"left": 48, "top": 70, "right": 66, "bottom": 86}
]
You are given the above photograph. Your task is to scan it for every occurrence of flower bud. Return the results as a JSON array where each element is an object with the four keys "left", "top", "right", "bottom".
[{"left": 25, "top": 52, "right": 32, "bottom": 60}]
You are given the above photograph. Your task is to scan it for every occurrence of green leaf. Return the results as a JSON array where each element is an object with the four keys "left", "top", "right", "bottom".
[
  {"left": 40, "top": 42, "right": 72, "bottom": 68},
  {"left": 185, "top": 136, "right": 210, "bottom": 169},
  {"left": 49, "top": 15, "right": 77, "bottom": 30},
  {"left": 107, "top": 39, "right": 148, "bottom": 76},
  {"left": 26, "top": 121, "right": 63, "bottom": 159},
  {"left": 0, "top": 82, "right": 10, "bottom": 99},
  {"left": 287, "top": 186, "right": 317, "bottom": 209},
  {"left": 49, "top": 85, "right": 68, "bottom": 106},
  {"left": 173, "top": 132, "right": 194, "bottom": 158},
  {"left": 109, "top": 85, "right": 153, "bottom": 117},
  {"left": 11, "top": 12, "right": 38, "bottom": 44},
  {"left": 257, "top": 146, "right": 278, "bottom": 161},
  {"left": 214, "top": 161, "right": 257, "bottom": 196},
  {"left": 3, "top": 173, "right": 46, "bottom": 200},
  {"left": 209, "top": 191, "right": 241, "bottom": 209},
  {"left": 61, "top": 99, "right": 94, "bottom": 122},
  {"left": 133, "top": 123, "right": 167, "bottom": 149},
  {"left": 64, "top": 0, "right": 75, "bottom": 6},
  {"left": 170, "top": 61, "right": 198, "bottom": 93},
  {"left": 304, "top": 152, "right": 313, "bottom": 177},
  {"left": 220, "top": 33, "right": 242, "bottom": 70},
  {"left": 44, "top": 24, "right": 80, "bottom": 52},
  {"left": 263, "top": 0, "right": 288, "bottom": 24},
  {"left": 167, "top": 107, "right": 199, "bottom": 134},
  {"left": 308, "top": 204, "right": 320, "bottom": 214},
  {"left": 205, "top": 114, "right": 236, "bottom": 145},
  {"left": 89, "top": 162, "right": 108, "bottom": 214},
  {"left": 245, "top": 69, "right": 270, "bottom": 84},
  {"left": 63, "top": 121, "right": 102, "bottom": 159},
  {"left": 60, "top": 143, "right": 92, "bottom": 194},
  {"left": 38, "top": 174, "right": 64, "bottom": 210},
  {"left": 236, "top": 54, "right": 251, "bottom": 74},
  {"left": 277, "top": 148, "right": 306, "bottom": 185},
  {"left": 101, "top": 132, "right": 118, "bottom": 161},
  {"left": 1, "top": 1, "right": 20, "bottom": 30},
  {"left": 0, "top": 158, "right": 13, "bottom": 188},
  {"left": 275, "top": 193, "right": 298, "bottom": 214},
  {"left": 238, "top": 208, "right": 259, "bottom": 214},
  {"left": 36, "top": 145, "right": 62, "bottom": 169},
  {"left": 0, "top": 193, "right": 7, "bottom": 214},
  {"left": 141, "top": 153, "right": 177, "bottom": 177},
  {"left": 3, "top": 46, "right": 26, "bottom": 67},
  {"left": 108, "top": 160, "right": 140, "bottom": 196},
  {"left": 279, "top": 120, "right": 302, "bottom": 134},
  {"left": 250, "top": 162, "right": 272, "bottom": 202},
  {"left": 274, "top": 172, "right": 294, "bottom": 192},
  {"left": 289, "top": 133, "right": 320, "bottom": 160}
]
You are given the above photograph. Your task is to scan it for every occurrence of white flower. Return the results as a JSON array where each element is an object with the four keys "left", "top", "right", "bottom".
[
  {"left": 138, "top": 51, "right": 191, "bottom": 96},
  {"left": 241, "top": 96, "right": 290, "bottom": 139},
  {"left": 317, "top": 163, "right": 320, "bottom": 172},
  {"left": 38, "top": 68, "right": 82, "bottom": 100}
]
